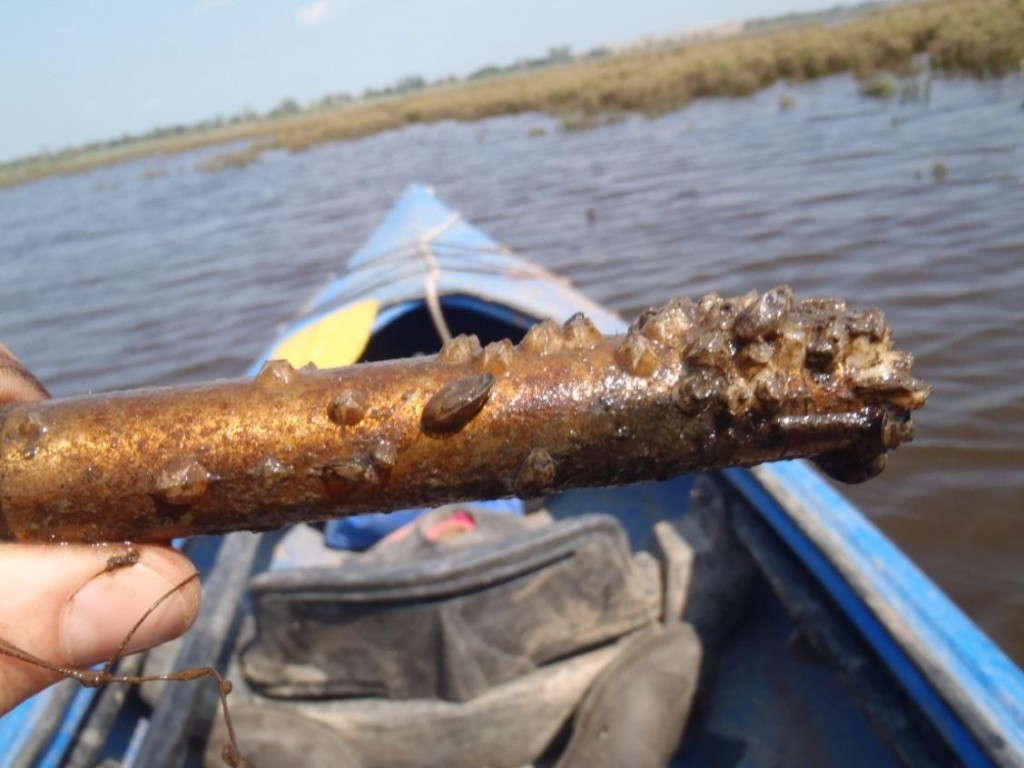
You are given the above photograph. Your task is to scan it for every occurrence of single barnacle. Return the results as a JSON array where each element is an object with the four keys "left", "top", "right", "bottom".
[{"left": 421, "top": 373, "right": 495, "bottom": 434}]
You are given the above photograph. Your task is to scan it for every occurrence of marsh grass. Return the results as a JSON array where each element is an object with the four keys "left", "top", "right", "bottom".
[
  {"left": 860, "top": 73, "right": 900, "bottom": 99},
  {"left": 3, "top": 0, "right": 1022, "bottom": 187}
]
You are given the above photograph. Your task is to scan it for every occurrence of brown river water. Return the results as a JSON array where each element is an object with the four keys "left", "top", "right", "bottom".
[{"left": 1, "top": 74, "right": 1022, "bottom": 663}]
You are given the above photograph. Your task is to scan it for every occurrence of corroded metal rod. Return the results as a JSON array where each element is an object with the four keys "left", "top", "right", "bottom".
[{"left": 0, "top": 289, "right": 928, "bottom": 543}]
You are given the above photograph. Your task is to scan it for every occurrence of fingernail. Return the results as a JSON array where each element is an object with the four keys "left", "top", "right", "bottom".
[{"left": 59, "top": 552, "right": 198, "bottom": 666}]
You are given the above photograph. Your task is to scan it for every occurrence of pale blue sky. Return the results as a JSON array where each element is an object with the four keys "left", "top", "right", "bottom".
[{"left": 1, "top": 0, "right": 840, "bottom": 162}]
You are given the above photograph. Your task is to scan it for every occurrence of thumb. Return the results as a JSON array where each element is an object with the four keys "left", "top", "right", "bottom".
[{"left": 0, "top": 544, "right": 200, "bottom": 714}]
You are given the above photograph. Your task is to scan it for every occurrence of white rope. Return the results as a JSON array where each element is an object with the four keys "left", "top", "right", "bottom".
[
  {"left": 299, "top": 212, "right": 569, "bottom": 335},
  {"left": 417, "top": 212, "right": 461, "bottom": 344}
]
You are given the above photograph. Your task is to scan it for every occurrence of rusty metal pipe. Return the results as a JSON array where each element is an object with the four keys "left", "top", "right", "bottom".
[{"left": 0, "top": 289, "right": 929, "bottom": 543}]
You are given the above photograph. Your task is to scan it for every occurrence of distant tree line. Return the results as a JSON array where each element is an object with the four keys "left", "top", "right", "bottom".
[
  {"left": 745, "top": 0, "right": 888, "bottom": 30},
  {"left": 467, "top": 45, "right": 582, "bottom": 80},
  {"left": 7, "top": 42, "right": 600, "bottom": 166}
]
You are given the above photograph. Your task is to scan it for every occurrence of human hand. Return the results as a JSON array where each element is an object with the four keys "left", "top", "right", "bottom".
[{"left": 0, "top": 344, "right": 201, "bottom": 715}]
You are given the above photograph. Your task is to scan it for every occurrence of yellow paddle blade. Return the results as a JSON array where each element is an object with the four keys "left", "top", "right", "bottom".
[{"left": 268, "top": 298, "right": 380, "bottom": 369}]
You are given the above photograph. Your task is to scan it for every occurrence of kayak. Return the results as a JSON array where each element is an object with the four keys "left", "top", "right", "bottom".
[{"left": 2, "top": 182, "right": 1022, "bottom": 767}]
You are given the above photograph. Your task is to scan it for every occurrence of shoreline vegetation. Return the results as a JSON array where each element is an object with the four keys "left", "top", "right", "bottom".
[{"left": 2, "top": 0, "right": 1022, "bottom": 189}]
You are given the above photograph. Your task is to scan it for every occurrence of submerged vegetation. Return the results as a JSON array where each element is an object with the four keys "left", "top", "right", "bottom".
[{"left": 2, "top": 0, "right": 1022, "bottom": 187}]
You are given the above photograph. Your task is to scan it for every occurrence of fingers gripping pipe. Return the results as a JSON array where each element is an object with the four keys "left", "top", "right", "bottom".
[{"left": 0, "top": 288, "right": 929, "bottom": 543}]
